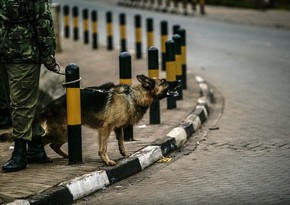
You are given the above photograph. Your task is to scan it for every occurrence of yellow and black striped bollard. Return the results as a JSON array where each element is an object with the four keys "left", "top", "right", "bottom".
[
  {"left": 149, "top": 0, "right": 155, "bottom": 9},
  {"left": 82, "top": 9, "right": 89, "bottom": 44},
  {"left": 119, "top": 13, "right": 127, "bottom": 52},
  {"left": 200, "top": 0, "right": 206, "bottom": 15},
  {"left": 156, "top": 0, "right": 162, "bottom": 11},
  {"left": 146, "top": 18, "right": 154, "bottom": 48},
  {"left": 119, "top": 52, "right": 134, "bottom": 141},
  {"left": 72, "top": 6, "right": 79, "bottom": 41},
  {"left": 172, "top": 34, "right": 183, "bottom": 100},
  {"left": 177, "top": 28, "right": 187, "bottom": 89},
  {"left": 65, "top": 64, "right": 82, "bottom": 164},
  {"left": 165, "top": 40, "right": 177, "bottom": 109},
  {"left": 142, "top": 0, "right": 148, "bottom": 9},
  {"left": 91, "top": 10, "right": 98, "bottom": 49},
  {"left": 172, "top": 0, "right": 178, "bottom": 13},
  {"left": 160, "top": 20, "right": 168, "bottom": 71},
  {"left": 63, "top": 5, "right": 70, "bottom": 38},
  {"left": 148, "top": 47, "right": 160, "bottom": 124},
  {"left": 191, "top": 0, "right": 197, "bottom": 12},
  {"left": 134, "top": 14, "right": 142, "bottom": 59},
  {"left": 106, "top": 11, "right": 114, "bottom": 50},
  {"left": 173, "top": 24, "right": 180, "bottom": 35},
  {"left": 182, "top": 0, "right": 188, "bottom": 15}
]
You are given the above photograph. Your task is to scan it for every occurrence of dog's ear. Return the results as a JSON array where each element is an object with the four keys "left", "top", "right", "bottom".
[{"left": 137, "top": 75, "right": 155, "bottom": 89}]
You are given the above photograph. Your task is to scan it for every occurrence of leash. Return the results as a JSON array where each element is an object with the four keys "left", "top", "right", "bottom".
[
  {"left": 52, "top": 64, "right": 129, "bottom": 94},
  {"left": 50, "top": 63, "right": 83, "bottom": 87}
]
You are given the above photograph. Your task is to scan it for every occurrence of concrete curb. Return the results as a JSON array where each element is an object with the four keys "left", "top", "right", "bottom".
[{"left": 7, "top": 76, "right": 211, "bottom": 205}]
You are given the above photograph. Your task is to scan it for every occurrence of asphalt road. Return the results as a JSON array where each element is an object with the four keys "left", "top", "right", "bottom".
[{"left": 52, "top": 0, "right": 290, "bottom": 204}]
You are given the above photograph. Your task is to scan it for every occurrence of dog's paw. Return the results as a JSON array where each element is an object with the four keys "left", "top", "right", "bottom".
[
  {"left": 106, "top": 160, "right": 117, "bottom": 166},
  {"left": 120, "top": 149, "right": 127, "bottom": 157}
]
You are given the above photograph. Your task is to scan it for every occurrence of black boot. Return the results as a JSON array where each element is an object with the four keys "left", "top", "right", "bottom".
[
  {"left": 2, "top": 139, "right": 27, "bottom": 172},
  {"left": 27, "top": 136, "right": 50, "bottom": 164}
]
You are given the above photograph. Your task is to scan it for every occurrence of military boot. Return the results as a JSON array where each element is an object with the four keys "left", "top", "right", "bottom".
[
  {"left": 27, "top": 136, "right": 50, "bottom": 164},
  {"left": 2, "top": 139, "right": 27, "bottom": 172}
]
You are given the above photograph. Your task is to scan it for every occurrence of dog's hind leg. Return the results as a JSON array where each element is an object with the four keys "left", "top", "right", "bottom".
[
  {"left": 114, "top": 128, "right": 127, "bottom": 157},
  {"left": 50, "top": 143, "right": 68, "bottom": 158},
  {"left": 98, "top": 126, "right": 116, "bottom": 166}
]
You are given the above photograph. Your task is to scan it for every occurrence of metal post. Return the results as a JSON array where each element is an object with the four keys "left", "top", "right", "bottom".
[
  {"left": 177, "top": 28, "right": 187, "bottom": 89},
  {"left": 191, "top": 0, "right": 197, "bottom": 12},
  {"left": 156, "top": 0, "right": 163, "bottom": 11},
  {"left": 119, "top": 52, "right": 134, "bottom": 141},
  {"left": 182, "top": 0, "right": 188, "bottom": 15},
  {"left": 72, "top": 6, "right": 79, "bottom": 41},
  {"left": 172, "top": 34, "right": 183, "bottom": 100},
  {"left": 164, "top": 0, "right": 171, "bottom": 12},
  {"left": 82, "top": 9, "right": 89, "bottom": 44},
  {"left": 65, "top": 64, "right": 82, "bottom": 164},
  {"left": 119, "top": 13, "right": 127, "bottom": 52},
  {"left": 106, "top": 11, "right": 114, "bottom": 50},
  {"left": 148, "top": 47, "right": 160, "bottom": 124},
  {"left": 200, "top": 0, "right": 206, "bottom": 15},
  {"left": 135, "top": 14, "right": 142, "bottom": 59},
  {"left": 165, "top": 40, "right": 177, "bottom": 109},
  {"left": 173, "top": 0, "right": 178, "bottom": 13},
  {"left": 63, "top": 5, "right": 70, "bottom": 38},
  {"left": 173, "top": 24, "right": 180, "bottom": 35},
  {"left": 150, "top": 0, "right": 155, "bottom": 9},
  {"left": 146, "top": 18, "right": 154, "bottom": 48},
  {"left": 160, "top": 20, "right": 168, "bottom": 71},
  {"left": 91, "top": 10, "right": 98, "bottom": 49}
]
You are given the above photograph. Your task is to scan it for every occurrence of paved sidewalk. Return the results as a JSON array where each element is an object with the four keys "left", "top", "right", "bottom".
[{"left": 0, "top": 38, "right": 210, "bottom": 204}]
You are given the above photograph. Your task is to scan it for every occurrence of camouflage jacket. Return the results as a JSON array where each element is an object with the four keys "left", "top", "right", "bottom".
[{"left": 0, "top": 0, "right": 56, "bottom": 64}]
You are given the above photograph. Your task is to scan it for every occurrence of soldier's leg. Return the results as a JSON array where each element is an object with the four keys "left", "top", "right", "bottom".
[
  {"left": 6, "top": 63, "right": 42, "bottom": 141},
  {"left": 0, "top": 65, "right": 12, "bottom": 129},
  {"left": 2, "top": 63, "right": 47, "bottom": 172}
]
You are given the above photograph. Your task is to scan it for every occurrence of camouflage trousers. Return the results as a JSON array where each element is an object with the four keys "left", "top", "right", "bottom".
[
  {"left": 0, "top": 63, "right": 44, "bottom": 141},
  {"left": 0, "top": 77, "right": 8, "bottom": 110}
]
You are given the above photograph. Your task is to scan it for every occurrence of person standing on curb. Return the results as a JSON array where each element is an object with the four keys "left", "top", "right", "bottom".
[{"left": 0, "top": 0, "right": 58, "bottom": 172}]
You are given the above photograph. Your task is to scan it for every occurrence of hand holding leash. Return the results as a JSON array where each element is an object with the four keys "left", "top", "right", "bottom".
[
  {"left": 44, "top": 62, "right": 58, "bottom": 72},
  {"left": 45, "top": 63, "right": 65, "bottom": 75}
]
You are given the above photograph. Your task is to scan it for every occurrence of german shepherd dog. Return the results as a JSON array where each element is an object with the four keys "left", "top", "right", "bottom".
[{"left": 38, "top": 75, "right": 180, "bottom": 166}]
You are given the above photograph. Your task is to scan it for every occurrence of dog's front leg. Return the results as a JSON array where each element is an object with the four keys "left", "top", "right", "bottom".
[
  {"left": 98, "top": 126, "right": 116, "bottom": 166},
  {"left": 114, "top": 128, "right": 127, "bottom": 157}
]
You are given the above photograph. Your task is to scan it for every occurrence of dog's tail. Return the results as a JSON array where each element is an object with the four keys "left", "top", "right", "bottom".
[{"left": 0, "top": 132, "right": 13, "bottom": 142}]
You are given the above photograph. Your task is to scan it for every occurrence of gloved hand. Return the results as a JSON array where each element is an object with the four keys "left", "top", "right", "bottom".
[{"left": 44, "top": 62, "right": 58, "bottom": 72}]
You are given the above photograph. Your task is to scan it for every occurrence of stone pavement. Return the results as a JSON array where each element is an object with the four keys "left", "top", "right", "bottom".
[{"left": 0, "top": 38, "right": 211, "bottom": 204}]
